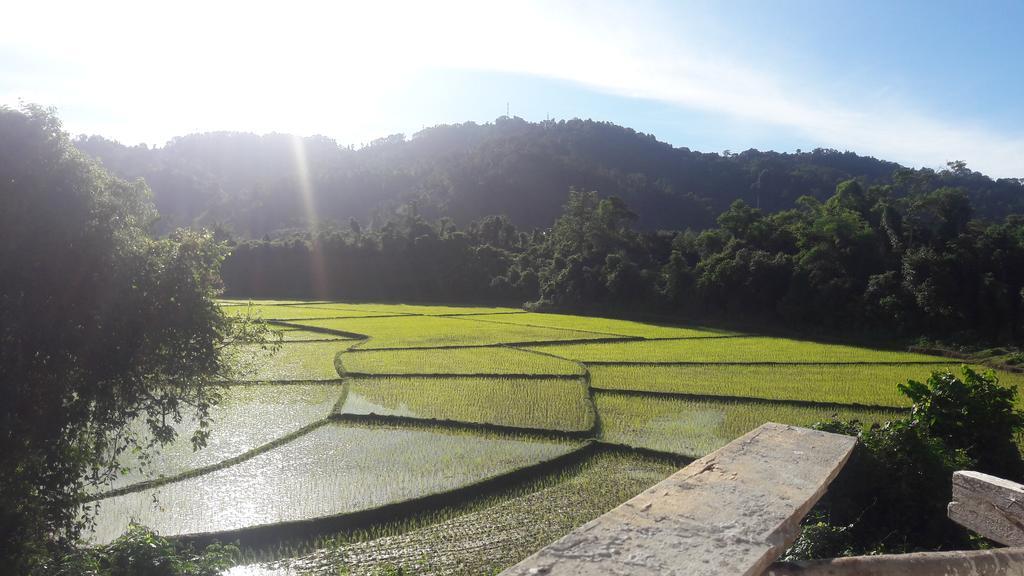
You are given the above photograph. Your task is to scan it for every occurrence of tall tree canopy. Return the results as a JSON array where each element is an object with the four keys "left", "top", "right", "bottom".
[
  {"left": 0, "top": 105, "right": 244, "bottom": 571},
  {"left": 221, "top": 178, "right": 1024, "bottom": 343}
]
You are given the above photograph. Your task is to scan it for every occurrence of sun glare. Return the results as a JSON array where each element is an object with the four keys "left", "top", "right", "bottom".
[{"left": 290, "top": 134, "right": 329, "bottom": 298}]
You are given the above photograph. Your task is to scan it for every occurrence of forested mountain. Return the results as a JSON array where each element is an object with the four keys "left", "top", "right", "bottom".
[{"left": 75, "top": 116, "right": 1024, "bottom": 238}]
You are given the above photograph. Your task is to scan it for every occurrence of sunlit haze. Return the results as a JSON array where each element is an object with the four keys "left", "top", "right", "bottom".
[{"left": 3, "top": 0, "right": 1023, "bottom": 177}]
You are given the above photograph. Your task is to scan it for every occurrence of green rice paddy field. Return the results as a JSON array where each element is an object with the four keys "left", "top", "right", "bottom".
[{"left": 86, "top": 300, "right": 1024, "bottom": 575}]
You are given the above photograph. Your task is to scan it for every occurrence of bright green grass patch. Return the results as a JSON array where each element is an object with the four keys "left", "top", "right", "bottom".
[
  {"left": 243, "top": 451, "right": 678, "bottom": 574},
  {"left": 218, "top": 299, "right": 333, "bottom": 306},
  {"left": 226, "top": 342, "right": 351, "bottom": 381},
  {"left": 337, "top": 347, "right": 582, "bottom": 375},
  {"left": 337, "top": 377, "right": 595, "bottom": 432},
  {"left": 587, "top": 363, "right": 998, "bottom": 407},
  {"left": 525, "top": 337, "right": 946, "bottom": 363},
  {"left": 456, "top": 312, "right": 733, "bottom": 339},
  {"left": 86, "top": 423, "right": 582, "bottom": 544},
  {"left": 292, "top": 302, "right": 523, "bottom": 316},
  {"left": 595, "top": 392, "right": 901, "bottom": 457},
  {"left": 108, "top": 384, "right": 342, "bottom": 490},
  {"left": 273, "top": 328, "right": 358, "bottom": 342},
  {"left": 293, "top": 316, "right": 608, "bottom": 349},
  {"left": 223, "top": 304, "right": 393, "bottom": 321}
]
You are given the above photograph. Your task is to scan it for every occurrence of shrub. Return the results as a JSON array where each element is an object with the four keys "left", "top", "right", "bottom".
[
  {"left": 56, "top": 524, "right": 237, "bottom": 576},
  {"left": 900, "top": 366, "right": 1024, "bottom": 479},
  {"left": 790, "top": 366, "right": 1024, "bottom": 558},
  {"left": 792, "top": 419, "right": 973, "bottom": 557}
]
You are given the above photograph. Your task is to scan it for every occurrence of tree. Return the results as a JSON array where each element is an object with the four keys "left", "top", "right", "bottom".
[
  {"left": 945, "top": 160, "right": 970, "bottom": 176},
  {"left": 0, "top": 105, "right": 260, "bottom": 571},
  {"left": 717, "top": 199, "right": 765, "bottom": 241},
  {"left": 660, "top": 250, "right": 694, "bottom": 309}
]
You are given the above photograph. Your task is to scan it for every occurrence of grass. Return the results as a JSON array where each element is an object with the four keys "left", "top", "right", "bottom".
[
  {"left": 219, "top": 299, "right": 333, "bottom": 306},
  {"left": 272, "top": 328, "right": 359, "bottom": 342},
  {"left": 586, "top": 363, "right": 1018, "bottom": 407},
  {"left": 235, "top": 450, "right": 679, "bottom": 575},
  {"left": 286, "top": 302, "right": 523, "bottom": 316},
  {"left": 291, "top": 316, "right": 611, "bottom": 349},
  {"left": 456, "top": 312, "right": 733, "bottom": 339},
  {"left": 87, "top": 423, "right": 583, "bottom": 545},
  {"left": 223, "top": 304, "right": 395, "bottom": 321},
  {"left": 525, "top": 336, "right": 947, "bottom": 363},
  {"left": 106, "top": 384, "right": 342, "bottom": 490},
  {"left": 225, "top": 342, "right": 352, "bottom": 381},
  {"left": 336, "top": 377, "right": 595, "bottom": 432},
  {"left": 337, "top": 347, "right": 582, "bottom": 376},
  {"left": 594, "top": 391, "right": 902, "bottom": 457}
]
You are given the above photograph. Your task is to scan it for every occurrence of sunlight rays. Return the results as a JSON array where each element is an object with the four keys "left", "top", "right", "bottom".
[{"left": 290, "top": 135, "right": 328, "bottom": 298}]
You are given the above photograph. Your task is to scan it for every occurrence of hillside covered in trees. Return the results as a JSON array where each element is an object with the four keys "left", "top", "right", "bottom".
[
  {"left": 75, "top": 116, "right": 1024, "bottom": 344},
  {"left": 76, "top": 116, "right": 1024, "bottom": 237},
  {"left": 224, "top": 181, "right": 1024, "bottom": 344}
]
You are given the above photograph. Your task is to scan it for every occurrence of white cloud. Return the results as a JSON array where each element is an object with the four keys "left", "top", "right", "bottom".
[{"left": 2, "top": 0, "right": 1021, "bottom": 177}]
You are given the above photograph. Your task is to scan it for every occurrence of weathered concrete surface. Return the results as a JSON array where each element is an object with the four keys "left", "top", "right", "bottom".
[
  {"left": 500, "top": 422, "right": 856, "bottom": 576},
  {"left": 765, "top": 547, "right": 1024, "bottom": 576},
  {"left": 949, "top": 470, "right": 1024, "bottom": 546}
]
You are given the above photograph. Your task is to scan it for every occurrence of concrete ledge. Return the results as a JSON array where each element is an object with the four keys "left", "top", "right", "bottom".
[
  {"left": 500, "top": 422, "right": 857, "bottom": 576},
  {"left": 949, "top": 470, "right": 1024, "bottom": 546},
  {"left": 766, "top": 547, "right": 1024, "bottom": 576}
]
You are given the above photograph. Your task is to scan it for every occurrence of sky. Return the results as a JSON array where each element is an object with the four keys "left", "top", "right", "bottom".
[{"left": 2, "top": 0, "right": 1023, "bottom": 178}]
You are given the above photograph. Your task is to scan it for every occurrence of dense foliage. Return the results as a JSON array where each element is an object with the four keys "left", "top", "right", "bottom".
[
  {"left": 57, "top": 524, "right": 237, "bottom": 576},
  {"left": 0, "top": 105, "right": 260, "bottom": 571},
  {"left": 75, "top": 117, "right": 1024, "bottom": 237},
  {"left": 900, "top": 367, "right": 1024, "bottom": 478},
  {"left": 222, "top": 177, "right": 1024, "bottom": 342},
  {"left": 789, "top": 367, "right": 1024, "bottom": 558}
]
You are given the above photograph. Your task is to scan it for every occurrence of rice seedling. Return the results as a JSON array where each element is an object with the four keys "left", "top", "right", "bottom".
[
  {"left": 336, "top": 377, "right": 594, "bottom": 432},
  {"left": 223, "top": 304, "right": 392, "bottom": 321},
  {"left": 286, "top": 302, "right": 523, "bottom": 316},
  {"left": 292, "top": 316, "right": 609, "bottom": 349},
  {"left": 106, "top": 384, "right": 343, "bottom": 490},
  {"left": 235, "top": 450, "right": 679, "bottom": 574},
  {"left": 225, "top": 342, "right": 352, "bottom": 381},
  {"left": 337, "top": 347, "right": 582, "bottom": 376},
  {"left": 273, "top": 328, "right": 359, "bottom": 342},
  {"left": 586, "top": 363, "right": 997, "bottom": 407},
  {"left": 594, "top": 392, "right": 902, "bottom": 457},
  {"left": 455, "top": 312, "right": 734, "bottom": 339},
  {"left": 218, "top": 299, "right": 334, "bottom": 306},
  {"left": 86, "top": 423, "right": 582, "bottom": 544},
  {"left": 109, "top": 298, "right": 1010, "bottom": 567},
  {"left": 525, "top": 336, "right": 946, "bottom": 363}
]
